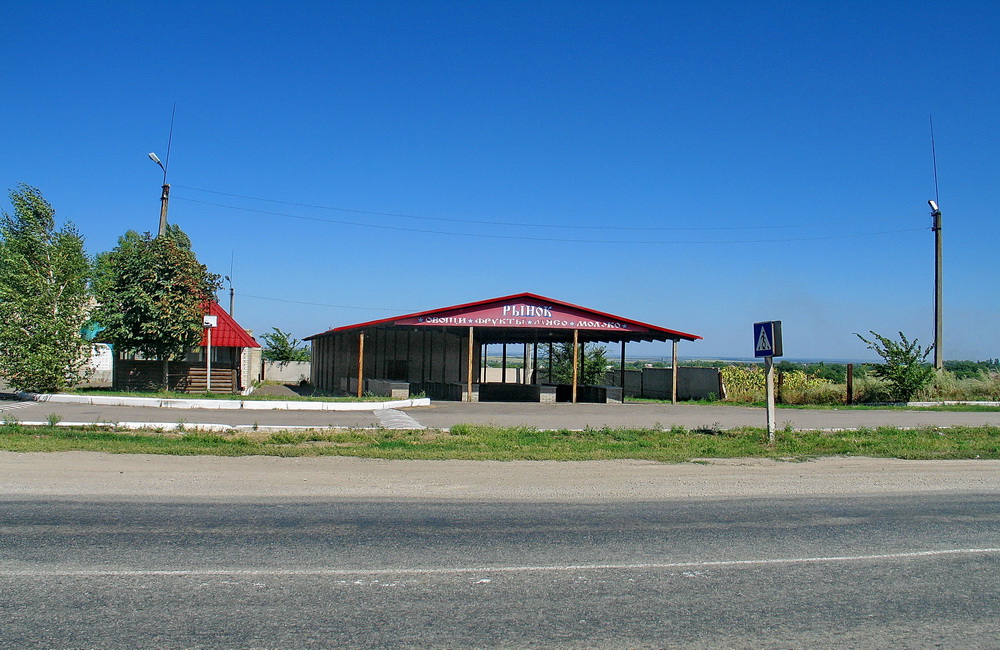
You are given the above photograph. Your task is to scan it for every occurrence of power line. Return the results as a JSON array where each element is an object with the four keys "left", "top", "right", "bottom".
[
  {"left": 239, "top": 293, "right": 410, "bottom": 312},
  {"left": 175, "top": 184, "right": 918, "bottom": 232},
  {"left": 176, "top": 196, "right": 926, "bottom": 245}
]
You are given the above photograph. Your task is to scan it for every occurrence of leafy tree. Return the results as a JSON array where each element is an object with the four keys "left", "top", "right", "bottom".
[
  {"left": 92, "top": 227, "right": 220, "bottom": 386},
  {"left": 855, "top": 330, "right": 935, "bottom": 402},
  {"left": 0, "top": 184, "right": 93, "bottom": 392},
  {"left": 943, "top": 360, "right": 993, "bottom": 380},
  {"left": 541, "top": 341, "right": 611, "bottom": 385},
  {"left": 261, "top": 327, "right": 310, "bottom": 363}
]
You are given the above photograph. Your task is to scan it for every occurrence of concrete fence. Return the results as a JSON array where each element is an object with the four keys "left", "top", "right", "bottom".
[
  {"left": 262, "top": 361, "right": 311, "bottom": 384},
  {"left": 605, "top": 367, "right": 722, "bottom": 401}
]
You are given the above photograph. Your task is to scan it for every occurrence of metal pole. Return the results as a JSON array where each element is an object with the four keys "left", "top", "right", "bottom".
[
  {"left": 765, "top": 356, "right": 776, "bottom": 443},
  {"left": 357, "top": 332, "right": 365, "bottom": 398},
  {"left": 229, "top": 285, "right": 234, "bottom": 317},
  {"left": 206, "top": 327, "right": 212, "bottom": 393}
]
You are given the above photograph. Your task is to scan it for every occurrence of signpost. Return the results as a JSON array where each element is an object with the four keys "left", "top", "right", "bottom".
[
  {"left": 203, "top": 315, "right": 218, "bottom": 392},
  {"left": 753, "top": 321, "right": 782, "bottom": 442}
]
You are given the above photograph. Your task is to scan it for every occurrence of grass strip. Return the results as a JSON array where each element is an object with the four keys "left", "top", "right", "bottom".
[{"left": 2, "top": 423, "right": 999, "bottom": 461}]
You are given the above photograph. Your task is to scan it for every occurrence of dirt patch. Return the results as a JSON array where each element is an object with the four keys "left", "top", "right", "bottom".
[{"left": 2, "top": 452, "right": 998, "bottom": 501}]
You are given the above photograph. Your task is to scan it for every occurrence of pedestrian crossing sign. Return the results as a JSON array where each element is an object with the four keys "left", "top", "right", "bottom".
[{"left": 753, "top": 321, "right": 782, "bottom": 358}]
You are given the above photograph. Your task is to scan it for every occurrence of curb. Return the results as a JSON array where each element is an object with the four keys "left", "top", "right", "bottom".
[
  {"left": 15, "top": 421, "right": 430, "bottom": 433},
  {"left": 15, "top": 391, "right": 431, "bottom": 411}
]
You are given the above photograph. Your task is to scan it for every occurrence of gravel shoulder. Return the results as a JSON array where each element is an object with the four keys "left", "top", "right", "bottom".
[{"left": 2, "top": 452, "right": 998, "bottom": 501}]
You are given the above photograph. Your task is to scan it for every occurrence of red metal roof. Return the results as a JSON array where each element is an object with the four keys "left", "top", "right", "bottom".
[
  {"left": 305, "top": 292, "right": 701, "bottom": 344},
  {"left": 199, "top": 302, "right": 261, "bottom": 348}
]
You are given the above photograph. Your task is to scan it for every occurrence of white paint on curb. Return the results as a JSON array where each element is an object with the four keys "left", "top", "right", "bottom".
[
  {"left": 19, "top": 421, "right": 406, "bottom": 432},
  {"left": 16, "top": 392, "right": 431, "bottom": 412}
]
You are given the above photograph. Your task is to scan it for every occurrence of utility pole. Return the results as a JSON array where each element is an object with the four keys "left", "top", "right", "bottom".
[
  {"left": 158, "top": 182, "right": 170, "bottom": 237},
  {"left": 148, "top": 152, "right": 169, "bottom": 237},
  {"left": 225, "top": 275, "right": 235, "bottom": 316},
  {"left": 150, "top": 103, "right": 176, "bottom": 238},
  {"left": 929, "top": 200, "right": 943, "bottom": 370}
]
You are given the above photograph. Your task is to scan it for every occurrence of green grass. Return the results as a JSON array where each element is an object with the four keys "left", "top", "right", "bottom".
[{"left": 2, "top": 422, "right": 998, "bottom": 461}]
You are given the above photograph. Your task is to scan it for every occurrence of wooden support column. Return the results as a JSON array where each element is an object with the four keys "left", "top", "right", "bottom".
[
  {"left": 532, "top": 338, "right": 538, "bottom": 385},
  {"left": 620, "top": 340, "right": 626, "bottom": 394},
  {"left": 357, "top": 331, "right": 365, "bottom": 398},
  {"left": 572, "top": 329, "right": 579, "bottom": 403},
  {"left": 671, "top": 339, "right": 678, "bottom": 404},
  {"left": 467, "top": 327, "right": 474, "bottom": 402}
]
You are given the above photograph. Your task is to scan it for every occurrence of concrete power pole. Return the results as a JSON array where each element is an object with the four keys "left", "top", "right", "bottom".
[
  {"left": 149, "top": 152, "right": 169, "bottom": 237},
  {"left": 158, "top": 182, "right": 170, "bottom": 237},
  {"left": 929, "top": 200, "right": 943, "bottom": 370}
]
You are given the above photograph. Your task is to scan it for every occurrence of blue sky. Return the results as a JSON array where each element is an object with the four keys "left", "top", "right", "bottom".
[{"left": 2, "top": 1, "right": 997, "bottom": 361}]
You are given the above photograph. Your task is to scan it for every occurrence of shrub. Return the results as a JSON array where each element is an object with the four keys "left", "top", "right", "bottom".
[{"left": 855, "top": 331, "right": 935, "bottom": 402}]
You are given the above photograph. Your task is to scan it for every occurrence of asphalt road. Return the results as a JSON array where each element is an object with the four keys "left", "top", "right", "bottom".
[
  {"left": 2, "top": 494, "right": 999, "bottom": 648},
  {"left": 5, "top": 398, "right": 1000, "bottom": 431}
]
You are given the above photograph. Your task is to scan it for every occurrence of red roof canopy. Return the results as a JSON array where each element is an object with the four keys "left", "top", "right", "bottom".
[
  {"left": 199, "top": 302, "right": 260, "bottom": 348},
  {"left": 305, "top": 292, "right": 701, "bottom": 345}
]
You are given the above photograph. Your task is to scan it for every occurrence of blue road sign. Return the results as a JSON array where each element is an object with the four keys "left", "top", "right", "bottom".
[{"left": 753, "top": 321, "right": 783, "bottom": 358}]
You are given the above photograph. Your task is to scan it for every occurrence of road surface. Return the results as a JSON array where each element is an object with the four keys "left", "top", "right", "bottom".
[{"left": 2, "top": 453, "right": 1000, "bottom": 647}]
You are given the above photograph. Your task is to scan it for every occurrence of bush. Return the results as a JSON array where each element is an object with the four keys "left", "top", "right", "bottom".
[{"left": 855, "top": 331, "right": 935, "bottom": 402}]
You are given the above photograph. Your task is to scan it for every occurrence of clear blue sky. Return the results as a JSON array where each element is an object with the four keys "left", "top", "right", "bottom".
[{"left": 2, "top": 1, "right": 997, "bottom": 362}]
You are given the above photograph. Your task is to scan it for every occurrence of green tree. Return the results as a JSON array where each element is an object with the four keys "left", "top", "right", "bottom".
[
  {"left": 542, "top": 341, "right": 611, "bottom": 385},
  {"left": 92, "top": 227, "right": 220, "bottom": 386},
  {"left": 855, "top": 330, "right": 935, "bottom": 402},
  {"left": 0, "top": 184, "right": 93, "bottom": 392},
  {"left": 260, "top": 327, "right": 310, "bottom": 363}
]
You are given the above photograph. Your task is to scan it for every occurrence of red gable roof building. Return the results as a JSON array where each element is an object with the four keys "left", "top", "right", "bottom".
[
  {"left": 114, "top": 302, "right": 260, "bottom": 394},
  {"left": 199, "top": 301, "right": 261, "bottom": 349},
  {"left": 305, "top": 292, "right": 700, "bottom": 403}
]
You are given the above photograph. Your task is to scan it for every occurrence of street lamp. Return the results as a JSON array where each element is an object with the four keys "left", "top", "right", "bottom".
[
  {"left": 224, "top": 275, "right": 234, "bottom": 317},
  {"left": 929, "top": 199, "right": 943, "bottom": 370},
  {"left": 148, "top": 152, "right": 169, "bottom": 237}
]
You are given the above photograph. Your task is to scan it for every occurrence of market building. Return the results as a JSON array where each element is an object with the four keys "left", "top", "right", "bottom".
[{"left": 305, "top": 293, "right": 701, "bottom": 403}]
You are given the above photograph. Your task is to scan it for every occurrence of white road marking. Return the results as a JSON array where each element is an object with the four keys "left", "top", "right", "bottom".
[
  {"left": 0, "top": 401, "right": 35, "bottom": 412},
  {"left": 375, "top": 409, "right": 425, "bottom": 430},
  {"left": 3, "top": 547, "right": 998, "bottom": 577}
]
